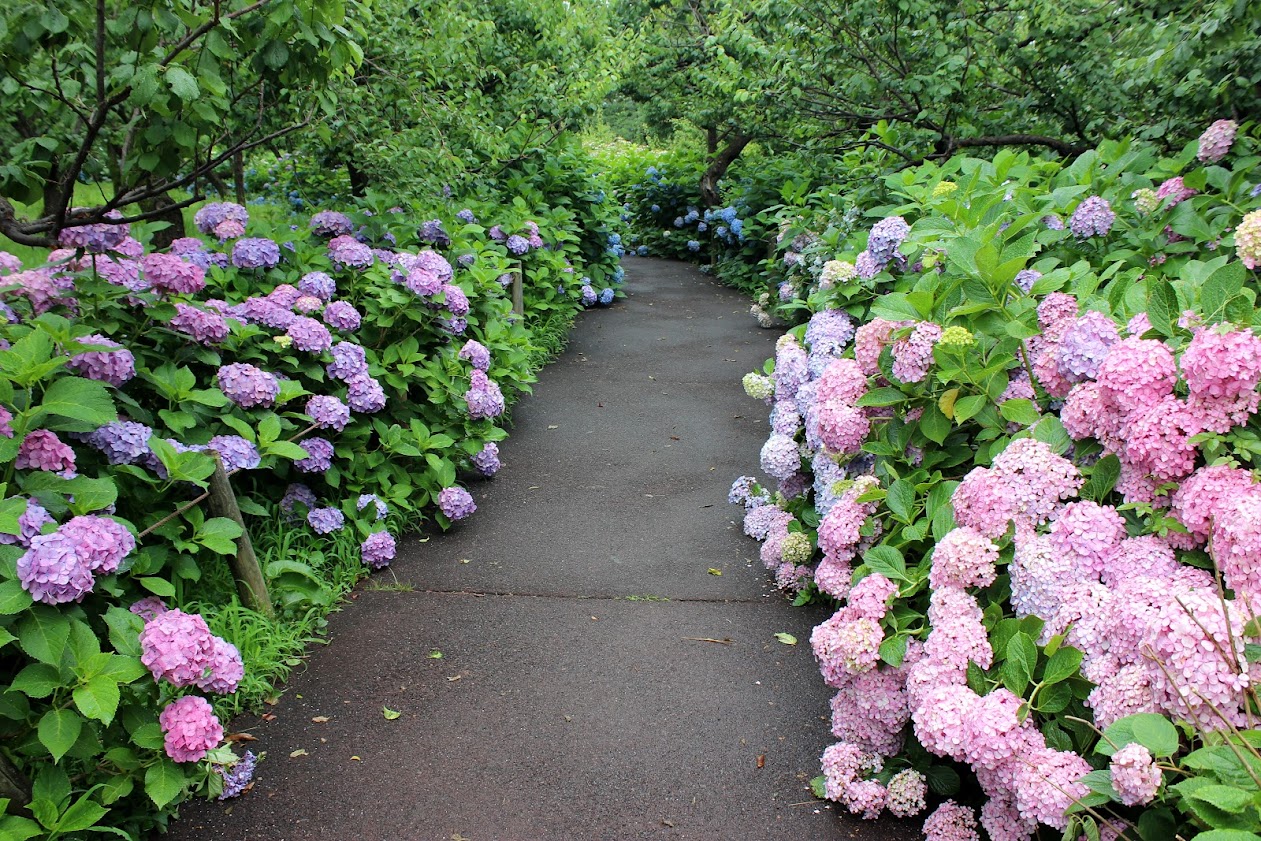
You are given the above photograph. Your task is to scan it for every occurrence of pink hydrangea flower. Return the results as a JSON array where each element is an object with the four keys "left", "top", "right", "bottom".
[
  {"left": 847, "top": 573, "right": 897, "bottom": 620},
  {"left": 140, "top": 609, "right": 217, "bottom": 687},
  {"left": 159, "top": 696, "right": 224, "bottom": 763},
  {"left": 1110, "top": 743, "right": 1161, "bottom": 805},
  {"left": 16, "top": 531, "right": 96, "bottom": 604},
  {"left": 1198, "top": 119, "right": 1238, "bottom": 163},
  {"left": 16, "top": 430, "right": 77, "bottom": 477},
  {"left": 1096, "top": 336, "right": 1177, "bottom": 417},
  {"left": 891, "top": 322, "right": 943, "bottom": 384},
  {"left": 929, "top": 527, "right": 999, "bottom": 590},
  {"left": 923, "top": 800, "right": 979, "bottom": 841}
]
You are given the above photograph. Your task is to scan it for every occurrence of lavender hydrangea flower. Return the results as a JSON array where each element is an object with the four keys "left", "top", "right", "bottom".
[
  {"left": 58, "top": 515, "right": 135, "bottom": 574},
  {"left": 87, "top": 420, "right": 152, "bottom": 465},
  {"left": 298, "top": 271, "right": 337, "bottom": 301},
  {"left": 295, "top": 437, "right": 334, "bottom": 473},
  {"left": 307, "top": 507, "right": 345, "bottom": 534},
  {"left": 581, "top": 285, "right": 597, "bottom": 306},
  {"left": 458, "top": 340, "right": 491, "bottom": 371},
  {"left": 231, "top": 238, "right": 281, "bottom": 270},
  {"left": 309, "top": 211, "right": 354, "bottom": 238},
  {"left": 281, "top": 483, "right": 317, "bottom": 519},
  {"left": 235, "top": 297, "right": 295, "bottom": 330},
  {"left": 307, "top": 395, "right": 351, "bottom": 431},
  {"left": 471, "top": 442, "right": 500, "bottom": 477},
  {"left": 440, "top": 317, "right": 467, "bottom": 335},
  {"left": 456, "top": 209, "right": 477, "bottom": 224},
  {"left": 217, "top": 363, "right": 280, "bottom": 409},
  {"left": 465, "top": 370, "right": 504, "bottom": 419},
  {"left": 326, "top": 341, "right": 369, "bottom": 381},
  {"left": 488, "top": 225, "right": 506, "bottom": 241},
  {"left": 1198, "top": 119, "right": 1238, "bottom": 163},
  {"left": 67, "top": 334, "right": 136, "bottom": 386},
  {"left": 361, "top": 531, "right": 396, "bottom": 569},
  {"left": 1014, "top": 269, "right": 1041, "bottom": 293},
  {"left": 16, "top": 531, "right": 96, "bottom": 603},
  {"left": 1068, "top": 197, "right": 1115, "bottom": 239},
  {"left": 457, "top": 253, "right": 475, "bottom": 268},
  {"left": 598, "top": 288, "right": 615, "bottom": 305},
  {"left": 142, "top": 253, "right": 206, "bottom": 295},
  {"left": 130, "top": 595, "right": 169, "bottom": 622},
  {"left": 322, "top": 301, "right": 361, "bottom": 332},
  {"left": 286, "top": 316, "right": 333, "bottom": 353},
  {"left": 57, "top": 210, "right": 129, "bottom": 254},
  {"left": 17, "top": 430, "right": 76, "bottom": 477},
  {"left": 356, "top": 494, "right": 389, "bottom": 520},
  {"left": 438, "top": 486, "right": 476, "bottom": 520},
  {"left": 346, "top": 374, "right": 386, "bottom": 413},
  {"left": 867, "top": 216, "right": 910, "bottom": 265},
  {"left": 207, "top": 435, "right": 261, "bottom": 472},
  {"left": 408, "top": 250, "right": 453, "bottom": 283},
  {"left": 0, "top": 498, "right": 54, "bottom": 548},
  {"left": 328, "top": 235, "right": 374, "bottom": 270},
  {"left": 417, "top": 219, "right": 451, "bottom": 248},
  {"left": 215, "top": 750, "right": 257, "bottom": 799},
  {"left": 170, "top": 303, "right": 230, "bottom": 345},
  {"left": 505, "top": 235, "right": 530, "bottom": 256},
  {"left": 441, "top": 284, "right": 470, "bottom": 316},
  {"left": 194, "top": 203, "right": 249, "bottom": 237}
]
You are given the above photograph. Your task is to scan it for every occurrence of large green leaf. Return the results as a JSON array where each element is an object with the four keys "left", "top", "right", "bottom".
[
  {"left": 38, "top": 708, "right": 82, "bottom": 762},
  {"left": 38, "top": 376, "right": 117, "bottom": 426}
]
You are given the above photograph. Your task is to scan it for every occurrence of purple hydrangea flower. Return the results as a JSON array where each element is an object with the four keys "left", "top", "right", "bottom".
[
  {"left": 497, "top": 273, "right": 514, "bottom": 288},
  {"left": 130, "top": 595, "right": 169, "bottom": 622},
  {"left": 0, "top": 406, "right": 10, "bottom": 439},
  {"left": 456, "top": 209, "right": 477, "bottom": 224},
  {"left": 598, "top": 288, "right": 615, "bottom": 305},
  {"left": 67, "top": 334, "right": 136, "bottom": 386},
  {"left": 581, "top": 285, "right": 597, "bottom": 306},
  {"left": 326, "top": 342, "right": 369, "bottom": 381},
  {"left": 199, "top": 636, "right": 243, "bottom": 695},
  {"left": 194, "top": 203, "right": 249, "bottom": 237},
  {"left": 16, "top": 531, "right": 95, "bottom": 604},
  {"left": 295, "top": 437, "right": 334, "bottom": 472},
  {"left": 309, "top": 211, "right": 354, "bottom": 238},
  {"left": 441, "top": 284, "right": 470, "bottom": 316},
  {"left": 361, "top": 531, "right": 396, "bottom": 569},
  {"left": 142, "top": 252, "right": 207, "bottom": 295},
  {"left": 307, "top": 506, "right": 345, "bottom": 534},
  {"left": 328, "top": 235, "right": 374, "bottom": 270},
  {"left": 141, "top": 609, "right": 215, "bottom": 686},
  {"left": 57, "top": 515, "right": 134, "bottom": 574},
  {"left": 505, "top": 235, "right": 530, "bottom": 256},
  {"left": 439, "top": 317, "right": 467, "bottom": 335},
  {"left": 281, "top": 483, "right": 317, "bottom": 520},
  {"left": 465, "top": 370, "right": 504, "bottom": 419},
  {"left": 0, "top": 498, "right": 54, "bottom": 548},
  {"left": 298, "top": 271, "right": 337, "bottom": 301},
  {"left": 867, "top": 216, "right": 910, "bottom": 265},
  {"left": 488, "top": 225, "right": 506, "bottom": 241},
  {"left": 170, "top": 303, "right": 230, "bottom": 345},
  {"left": 1069, "top": 197, "right": 1115, "bottom": 239},
  {"left": 805, "top": 309, "right": 855, "bottom": 354},
  {"left": 417, "top": 219, "right": 451, "bottom": 248},
  {"left": 307, "top": 395, "right": 351, "bottom": 431},
  {"left": 457, "top": 253, "right": 476, "bottom": 268},
  {"left": 356, "top": 494, "right": 388, "bottom": 520},
  {"left": 401, "top": 267, "right": 442, "bottom": 296},
  {"left": 215, "top": 750, "right": 257, "bottom": 799},
  {"left": 235, "top": 297, "right": 295, "bottom": 330},
  {"left": 1015, "top": 269, "right": 1041, "bottom": 293},
  {"left": 57, "top": 210, "right": 129, "bottom": 254},
  {"left": 268, "top": 284, "right": 302, "bottom": 308},
  {"left": 458, "top": 340, "right": 491, "bottom": 371},
  {"left": 207, "top": 435, "right": 261, "bottom": 472},
  {"left": 286, "top": 316, "right": 333, "bottom": 353},
  {"left": 217, "top": 363, "right": 280, "bottom": 409},
  {"left": 322, "top": 301, "right": 361, "bottom": 332},
  {"left": 406, "top": 250, "right": 453, "bottom": 283},
  {"left": 346, "top": 374, "right": 387, "bottom": 413},
  {"left": 87, "top": 420, "right": 152, "bottom": 465},
  {"left": 16, "top": 430, "right": 76, "bottom": 477},
  {"left": 231, "top": 238, "right": 281, "bottom": 270},
  {"left": 437, "top": 486, "right": 476, "bottom": 520},
  {"left": 472, "top": 442, "right": 500, "bottom": 477}
]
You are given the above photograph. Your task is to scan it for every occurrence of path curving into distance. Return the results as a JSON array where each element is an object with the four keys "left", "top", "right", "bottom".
[{"left": 167, "top": 259, "right": 919, "bottom": 841}]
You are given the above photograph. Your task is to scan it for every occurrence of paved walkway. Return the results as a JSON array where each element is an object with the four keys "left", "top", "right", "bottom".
[{"left": 168, "top": 260, "right": 918, "bottom": 841}]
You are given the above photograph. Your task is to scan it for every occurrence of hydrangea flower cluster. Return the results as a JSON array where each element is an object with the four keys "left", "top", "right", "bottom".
[
  {"left": 307, "top": 395, "right": 351, "bottom": 431},
  {"left": 140, "top": 608, "right": 241, "bottom": 694},
  {"left": 465, "top": 370, "right": 505, "bottom": 419},
  {"left": 309, "top": 211, "right": 354, "bottom": 238},
  {"left": 1197, "top": 119, "right": 1238, "bottom": 163},
  {"left": 231, "top": 237, "right": 281, "bottom": 270},
  {"left": 159, "top": 695, "right": 224, "bottom": 763},
  {"left": 471, "top": 442, "right": 501, "bottom": 477},
  {"left": 361, "top": 531, "right": 397, "bottom": 569},
  {"left": 328, "top": 235, "right": 374, "bottom": 270},
  {"left": 16, "top": 429, "right": 77, "bottom": 477},
  {"left": 1237, "top": 209, "right": 1261, "bottom": 269},
  {"left": 67, "top": 334, "right": 136, "bottom": 385},
  {"left": 142, "top": 253, "right": 207, "bottom": 295},
  {"left": 170, "top": 303, "right": 230, "bottom": 345},
  {"left": 322, "top": 300, "right": 361, "bottom": 331},
  {"left": 194, "top": 202, "right": 249, "bottom": 240},
  {"left": 1068, "top": 196, "right": 1114, "bottom": 238},
  {"left": 437, "top": 486, "right": 476, "bottom": 520},
  {"left": 217, "top": 363, "right": 280, "bottom": 409}
]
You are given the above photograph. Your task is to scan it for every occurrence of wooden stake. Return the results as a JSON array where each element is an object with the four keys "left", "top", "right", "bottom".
[
  {"left": 206, "top": 453, "right": 274, "bottom": 619},
  {"left": 512, "top": 263, "right": 524, "bottom": 317}
]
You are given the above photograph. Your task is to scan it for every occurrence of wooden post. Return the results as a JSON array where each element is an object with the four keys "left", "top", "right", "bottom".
[
  {"left": 511, "top": 264, "right": 524, "bottom": 317},
  {"left": 206, "top": 454, "right": 274, "bottom": 619},
  {"left": 0, "top": 752, "right": 31, "bottom": 813}
]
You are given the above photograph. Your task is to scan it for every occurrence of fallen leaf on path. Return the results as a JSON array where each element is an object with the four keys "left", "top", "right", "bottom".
[
  {"left": 684, "top": 637, "right": 733, "bottom": 645},
  {"left": 459, "top": 558, "right": 471, "bottom": 564},
  {"left": 311, "top": 716, "right": 330, "bottom": 723},
  {"left": 289, "top": 749, "right": 308, "bottom": 758},
  {"left": 350, "top": 755, "right": 361, "bottom": 761},
  {"left": 427, "top": 649, "right": 444, "bottom": 659},
  {"left": 662, "top": 819, "right": 675, "bottom": 827},
  {"left": 547, "top": 425, "right": 559, "bottom": 429},
  {"left": 261, "top": 713, "right": 277, "bottom": 722},
  {"left": 670, "top": 436, "right": 680, "bottom": 441},
  {"left": 383, "top": 707, "right": 401, "bottom": 720},
  {"left": 707, "top": 568, "right": 722, "bottom": 576},
  {"left": 446, "top": 675, "right": 462, "bottom": 682},
  {"left": 775, "top": 633, "right": 798, "bottom": 645},
  {"left": 226, "top": 732, "right": 257, "bottom": 743},
  {"left": 263, "top": 696, "right": 279, "bottom": 706},
  {"left": 757, "top": 754, "right": 766, "bottom": 769}
]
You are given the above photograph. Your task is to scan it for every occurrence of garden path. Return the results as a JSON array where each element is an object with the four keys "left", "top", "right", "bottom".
[{"left": 166, "top": 260, "right": 918, "bottom": 841}]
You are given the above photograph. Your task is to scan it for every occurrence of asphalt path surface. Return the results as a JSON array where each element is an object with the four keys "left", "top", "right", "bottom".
[{"left": 165, "top": 259, "right": 919, "bottom": 841}]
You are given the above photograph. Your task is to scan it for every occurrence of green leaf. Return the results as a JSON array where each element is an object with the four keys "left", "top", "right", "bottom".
[
  {"left": 1002, "top": 632, "right": 1037, "bottom": 695},
  {"left": 18, "top": 605, "right": 71, "bottom": 665},
  {"left": 878, "top": 634, "right": 908, "bottom": 667},
  {"left": 919, "top": 403, "right": 951, "bottom": 445},
  {"left": 164, "top": 65, "right": 200, "bottom": 100},
  {"left": 144, "top": 759, "right": 186, "bottom": 808},
  {"left": 1098, "top": 713, "right": 1180, "bottom": 757},
  {"left": 1035, "top": 680, "right": 1073, "bottom": 713},
  {"left": 862, "top": 545, "right": 907, "bottom": 581},
  {"left": 1195, "top": 831, "right": 1261, "bottom": 841},
  {"left": 52, "top": 792, "right": 109, "bottom": 833},
  {"left": 953, "top": 394, "right": 987, "bottom": 423},
  {"left": 38, "top": 376, "right": 117, "bottom": 425},
  {"left": 1042, "top": 646, "right": 1083, "bottom": 684},
  {"left": 999, "top": 398, "right": 1041, "bottom": 426},
  {"left": 0, "top": 579, "right": 35, "bottom": 615},
  {"left": 137, "top": 577, "right": 175, "bottom": 597},
  {"left": 1147, "top": 279, "right": 1178, "bottom": 337},
  {"left": 195, "top": 517, "right": 243, "bottom": 555},
  {"left": 885, "top": 479, "right": 915, "bottom": 522},
  {"left": 0, "top": 496, "right": 25, "bottom": 536},
  {"left": 1185, "top": 785, "right": 1259, "bottom": 828},
  {"left": 10, "top": 663, "right": 61, "bottom": 698},
  {"left": 1081, "top": 454, "right": 1121, "bottom": 502},
  {"left": 38, "top": 708, "right": 82, "bottom": 761},
  {"left": 809, "top": 775, "right": 827, "bottom": 799},
  {"left": 382, "top": 706, "right": 401, "bottom": 720},
  {"left": 73, "top": 675, "right": 120, "bottom": 724},
  {"left": 925, "top": 765, "right": 960, "bottom": 796},
  {"left": 773, "top": 632, "right": 797, "bottom": 645},
  {"left": 0, "top": 814, "right": 43, "bottom": 841},
  {"left": 1201, "top": 261, "right": 1247, "bottom": 323},
  {"left": 264, "top": 440, "right": 311, "bottom": 461},
  {"left": 855, "top": 388, "right": 906, "bottom": 408}
]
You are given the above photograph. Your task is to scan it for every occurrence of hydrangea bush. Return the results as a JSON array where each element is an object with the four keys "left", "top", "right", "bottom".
[
  {"left": 0, "top": 166, "right": 626, "bottom": 835},
  {"left": 729, "top": 122, "right": 1261, "bottom": 839}
]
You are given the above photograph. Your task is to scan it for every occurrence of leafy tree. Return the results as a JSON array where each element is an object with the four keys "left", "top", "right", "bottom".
[{"left": 0, "top": 0, "right": 365, "bottom": 245}]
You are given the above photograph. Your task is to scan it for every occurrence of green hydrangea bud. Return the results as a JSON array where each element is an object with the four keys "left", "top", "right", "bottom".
[
  {"left": 780, "top": 531, "right": 814, "bottom": 565},
  {"left": 937, "top": 326, "right": 975, "bottom": 348}
]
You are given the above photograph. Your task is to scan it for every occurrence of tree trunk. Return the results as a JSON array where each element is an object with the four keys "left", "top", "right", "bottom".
[
  {"left": 347, "top": 161, "right": 369, "bottom": 198},
  {"left": 232, "top": 152, "right": 246, "bottom": 206},
  {"left": 140, "top": 192, "right": 187, "bottom": 249},
  {"left": 699, "top": 134, "right": 750, "bottom": 207},
  {"left": 0, "top": 752, "right": 31, "bottom": 813},
  {"left": 706, "top": 127, "right": 718, "bottom": 155}
]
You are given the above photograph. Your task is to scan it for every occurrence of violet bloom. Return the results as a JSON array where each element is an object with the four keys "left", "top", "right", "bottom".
[
  {"left": 361, "top": 531, "right": 396, "bottom": 569},
  {"left": 231, "top": 238, "right": 281, "bottom": 269},
  {"left": 322, "top": 300, "right": 362, "bottom": 331},
  {"left": 218, "top": 363, "right": 280, "bottom": 409},
  {"left": 295, "top": 437, "right": 335, "bottom": 473},
  {"left": 438, "top": 486, "right": 476, "bottom": 520},
  {"left": 67, "top": 334, "right": 135, "bottom": 386}
]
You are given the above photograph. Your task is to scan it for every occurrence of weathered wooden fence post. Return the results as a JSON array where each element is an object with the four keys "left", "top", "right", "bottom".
[
  {"left": 511, "top": 263, "right": 524, "bottom": 317},
  {"left": 206, "top": 453, "right": 275, "bottom": 619}
]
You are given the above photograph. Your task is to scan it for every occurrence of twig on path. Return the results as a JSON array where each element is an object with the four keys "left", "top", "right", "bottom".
[{"left": 683, "top": 637, "right": 733, "bottom": 645}]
